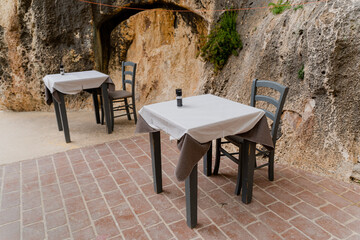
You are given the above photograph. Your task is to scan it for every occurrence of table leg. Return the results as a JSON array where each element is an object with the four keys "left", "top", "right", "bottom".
[
  {"left": 203, "top": 141, "right": 212, "bottom": 176},
  {"left": 185, "top": 164, "right": 197, "bottom": 228},
  {"left": 149, "top": 131, "right": 162, "bottom": 193},
  {"left": 92, "top": 90, "right": 100, "bottom": 124},
  {"left": 241, "top": 140, "right": 256, "bottom": 204},
  {"left": 53, "top": 96, "right": 63, "bottom": 131},
  {"left": 101, "top": 83, "right": 112, "bottom": 134},
  {"left": 58, "top": 92, "right": 71, "bottom": 143}
]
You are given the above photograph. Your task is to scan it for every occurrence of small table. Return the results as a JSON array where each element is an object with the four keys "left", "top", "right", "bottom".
[
  {"left": 43, "top": 70, "right": 114, "bottom": 143},
  {"left": 136, "top": 94, "right": 273, "bottom": 228}
]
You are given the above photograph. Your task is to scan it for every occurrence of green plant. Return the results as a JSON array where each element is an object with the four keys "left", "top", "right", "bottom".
[
  {"left": 268, "top": 0, "right": 291, "bottom": 15},
  {"left": 200, "top": 10, "right": 242, "bottom": 72},
  {"left": 293, "top": 5, "right": 303, "bottom": 11},
  {"left": 298, "top": 65, "right": 305, "bottom": 80}
]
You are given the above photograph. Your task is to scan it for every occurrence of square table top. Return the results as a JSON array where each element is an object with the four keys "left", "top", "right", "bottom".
[
  {"left": 139, "top": 94, "right": 265, "bottom": 143},
  {"left": 43, "top": 70, "right": 109, "bottom": 94}
]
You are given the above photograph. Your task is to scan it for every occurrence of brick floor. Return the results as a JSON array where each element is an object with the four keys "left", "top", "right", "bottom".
[{"left": 0, "top": 134, "right": 360, "bottom": 240}]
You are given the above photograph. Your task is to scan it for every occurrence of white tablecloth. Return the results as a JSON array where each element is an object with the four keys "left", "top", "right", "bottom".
[
  {"left": 139, "top": 94, "right": 265, "bottom": 143},
  {"left": 43, "top": 70, "right": 109, "bottom": 94}
]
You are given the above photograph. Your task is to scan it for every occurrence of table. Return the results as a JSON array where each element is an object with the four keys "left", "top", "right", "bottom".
[
  {"left": 43, "top": 70, "right": 114, "bottom": 143},
  {"left": 135, "top": 94, "right": 274, "bottom": 228}
]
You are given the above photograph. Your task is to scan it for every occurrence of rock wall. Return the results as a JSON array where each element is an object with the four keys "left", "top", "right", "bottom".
[{"left": 0, "top": 0, "right": 359, "bottom": 181}]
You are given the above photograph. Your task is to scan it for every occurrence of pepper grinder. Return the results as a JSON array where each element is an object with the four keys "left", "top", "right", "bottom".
[{"left": 176, "top": 89, "right": 182, "bottom": 107}]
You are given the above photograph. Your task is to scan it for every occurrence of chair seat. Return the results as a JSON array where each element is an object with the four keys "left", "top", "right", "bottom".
[
  {"left": 109, "top": 90, "right": 132, "bottom": 99},
  {"left": 225, "top": 135, "right": 244, "bottom": 146}
]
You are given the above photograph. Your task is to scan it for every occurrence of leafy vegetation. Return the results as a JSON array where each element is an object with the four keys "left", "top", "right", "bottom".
[
  {"left": 293, "top": 5, "right": 303, "bottom": 11},
  {"left": 268, "top": 0, "right": 291, "bottom": 15},
  {"left": 298, "top": 65, "right": 305, "bottom": 80},
  {"left": 200, "top": 10, "right": 242, "bottom": 72}
]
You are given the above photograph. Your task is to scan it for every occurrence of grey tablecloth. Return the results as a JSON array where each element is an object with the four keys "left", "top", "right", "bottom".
[{"left": 135, "top": 114, "right": 274, "bottom": 181}]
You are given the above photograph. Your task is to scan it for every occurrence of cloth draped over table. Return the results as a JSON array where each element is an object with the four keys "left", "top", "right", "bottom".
[{"left": 135, "top": 114, "right": 274, "bottom": 181}]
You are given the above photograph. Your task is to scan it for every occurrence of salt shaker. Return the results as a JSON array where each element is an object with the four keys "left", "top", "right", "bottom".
[
  {"left": 176, "top": 89, "right": 182, "bottom": 107},
  {"left": 60, "top": 61, "right": 65, "bottom": 75}
]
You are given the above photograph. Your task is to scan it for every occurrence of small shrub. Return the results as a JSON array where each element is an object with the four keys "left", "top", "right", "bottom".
[
  {"left": 268, "top": 0, "right": 291, "bottom": 15},
  {"left": 293, "top": 5, "right": 303, "bottom": 11},
  {"left": 200, "top": 10, "right": 242, "bottom": 72},
  {"left": 298, "top": 65, "right": 305, "bottom": 80}
]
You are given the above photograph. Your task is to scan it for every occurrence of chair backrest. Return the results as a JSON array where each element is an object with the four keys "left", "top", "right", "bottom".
[
  {"left": 122, "top": 61, "right": 137, "bottom": 94},
  {"left": 250, "top": 79, "right": 289, "bottom": 144}
]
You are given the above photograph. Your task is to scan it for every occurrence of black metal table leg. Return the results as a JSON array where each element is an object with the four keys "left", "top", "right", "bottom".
[
  {"left": 203, "top": 141, "right": 212, "bottom": 176},
  {"left": 53, "top": 96, "right": 63, "bottom": 131},
  {"left": 101, "top": 83, "right": 112, "bottom": 134},
  {"left": 58, "top": 92, "right": 71, "bottom": 143},
  {"left": 150, "top": 131, "right": 162, "bottom": 193},
  {"left": 92, "top": 90, "right": 100, "bottom": 124},
  {"left": 185, "top": 164, "right": 198, "bottom": 228},
  {"left": 241, "top": 140, "right": 256, "bottom": 204}
]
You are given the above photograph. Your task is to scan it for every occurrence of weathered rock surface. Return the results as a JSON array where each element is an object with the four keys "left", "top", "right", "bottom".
[{"left": 0, "top": 0, "right": 359, "bottom": 182}]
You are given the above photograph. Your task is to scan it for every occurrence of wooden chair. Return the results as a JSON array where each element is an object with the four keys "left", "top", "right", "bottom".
[{"left": 213, "top": 79, "right": 289, "bottom": 195}]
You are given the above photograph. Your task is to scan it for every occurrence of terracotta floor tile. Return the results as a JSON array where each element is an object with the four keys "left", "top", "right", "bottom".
[
  {"left": 241, "top": 199, "right": 268, "bottom": 215},
  {"left": 112, "top": 170, "right": 132, "bottom": 185},
  {"left": 22, "top": 222, "right": 45, "bottom": 240},
  {"left": 258, "top": 211, "right": 291, "bottom": 233},
  {"left": 319, "top": 178, "right": 349, "bottom": 194},
  {"left": 293, "top": 202, "right": 324, "bottom": 220},
  {"left": 40, "top": 173, "right": 57, "bottom": 187},
  {"left": 56, "top": 165, "right": 73, "bottom": 177},
  {"left": 68, "top": 153, "right": 85, "bottom": 165},
  {"left": 320, "top": 203, "right": 353, "bottom": 223},
  {"left": 0, "top": 221, "right": 20, "bottom": 240},
  {"left": 148, "top": 194, "right": 173, "bottom": 211},
  {"left": 162, "top": 184, "right": 184, "bottom": 200},
  {"left": 119, "top": 182, "right": 141, "bottom": 197},
  {"left": 341, "top": 190, "right": 360, "bottom": 204},
  {"left": 127, "top": 194, "right": 152, "bottom": 214},
  {"left": 1, "top": 191, "right": 20, "bottom": 209},
  {"left": 112, "top": 203, "right": 139, "bottom": 229},
  {"left": 198, "top": 176, "right": 218, "bottom": 192},
  {"left": 80, "top": 183, "right": 102, "bottom": 201},
  {"left": 268, "top": 202, "right": 298, "bottom": 220},
  {"left": 41, "top": 184, "right": 61, "bottom": 200},
  {"left": 72, "top": 162, "right": 90, "bottom": 175},
  {"left": 47, "top": 225, "right": 70, "bottom": 240},
  {"left": 0, "top": 206, "right": 20, "bottom": 225},
  {"left": 159, "top": 208, "right": 183, "bottom": 224},
  {"left": 122, "top": 225, "right": 149, "bottom": 240},
  {"left": 38, "top": 162, "right": 55, "bottom": 176},
  {"left": 43, "top": 196, "right": 64, "bottom": 213},
  {"left": 140, "top": 183, "right": 158, "bottom": 198},
  {"left": 103, "top": 190, "right": 125, "bottom": 207},
  {"left": 87, "top": 198, "right": 110, "bottom": 220},
  {"left": 347, "top": 219, "right": 360, "bottom": 234},
  {"left": 22, "top": 180, "right": 40, "bottom": 193},
  {"left": 60, "top": 182, "right": 81, "bottom": 199},
  {"left": 76, "top": 172, "right": 95, "bottom": 186},
  {"left": 22, "top": 190, "right": 41, "bottom": 210},
  {"left": 296, "top": 190, "right": 327, "bottom": 207},
  {"left": 88, "top": 160, "right": 106, "bottom": 171},
  {"left": 146, "top": 223, "right": 174, "bottom": 240},
  {"left": 23, "top": 207, "right": 43, "bottom": 226},
  {"left": 72, "top": 226, "right": 96, "bottom": 240},
  {"left": 198, "top": 196, "right": 217, "bottom": 211},
  {"left": 315, "top": 216, "right": 352, "bottom": 239},
  {"left": 198, "top": 224, "right": 227, "bottom": 240},
  {"left": 344, "top": 204, "right": 360, "bottom": 218},
  {"left": 318, "top": 190, "right": 352, "bottom": 208},
  {"left": 123, "top": 162, "right": 141, "bottom": 173},
  {"left": 208, "top": 188, "right": 232, "bottom": 205},
  {"left": 97, "top": 176, "right": 118, "bottom": 193},
  {"left": 3, "top": 176, "right": 20, "bottom": 193},
  {"left": 94, "top": 216, "right": 120, "bottom": 238},
  {"left": 97, "top": 148, "right": 112, "bottom": 158},
  {"left": 68, "top": 210, "right": 91, "bottom": 232},
  {"left": 134, "top": 155, "right": 151, "bottom": 166},
  {"left": 169, "top": 220, "right": 199, "bottom": 239},
  {"left": 131, "top": 169, "right": 152, "bottom": 186},
  {"left": 247, "top": 222, "right": 282, "bottom": 240},
  {"left": 224, "top": 204, "right": 257, "bottom": 226},
  {"left": 292, "top": 177, "right": 327, "bottom": 194},
  {"left": 275, "top": 178, "right": 305, "bottom": 195},
  {"left": 58, "top": 174, "right": 76, "bottom": 184},
  {"left": 92, "top": 167, "right": 110, "bottom": 179},
  {"left": 64, "top": 195, "right": 86, "bottom": 214},
  {"left": 138, "top": 210, "right": 162, "bottom": 228},
  {"left": 22, "top": 173, "right": 39, "bottom": 184},
  {"left": 45, "top": 209, "right": 67, "bottom": 230},
  {"left": 221, "top": 222, "right": 255, "bottom": 240},
  {"left": 266, "top": 186, "right": 301, "bottom": 206},
  {"left": 252, "top": 187, "right": 277, "bottom": 206},
  {"left": 281, "top": 228, "right": 310, "bottom": 240},
  {"left": 290, "top": 216, "right": 330, "bottom": 240},
  {"left": 116, "top": 154, "right": 135, "bottom": 165}
]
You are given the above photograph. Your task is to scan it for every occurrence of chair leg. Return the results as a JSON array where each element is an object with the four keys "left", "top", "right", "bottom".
[
  {"left": 124, "top": 98, "right": 131, "bottom": 120},
  {"left": 268, "top": 150, "right": 275, "bottom": 181},
  {"left": 132, "top": 97, "right": 137, "bottom": 124},
  {"left": 213, "top": 138, "right": 221, "bottom": 175},
  {"left": 235, "top": 146, "right": 242, "bottom": 195},
  {"left": 100, "top": 95, "right": 104, "bottom": 125},
  {"left": 110, "top": 100, "right": 114, "bottom": 132}
]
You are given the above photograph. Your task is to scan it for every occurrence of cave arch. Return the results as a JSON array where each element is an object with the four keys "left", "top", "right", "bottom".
[{"left": 92, "top": 2, "right": 209, "bottom": 73}]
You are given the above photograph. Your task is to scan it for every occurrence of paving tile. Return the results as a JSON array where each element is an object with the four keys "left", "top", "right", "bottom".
[
  {"left": 116, "top": 154, "right": 135, "bottom": 165},
  {"left": 0, "top": 221, "right": 20, "bottom": 240},
  {"left": 111, "top": 203, "right": 139, "bottom": 229},
  {"left": 319, "top": 178, "right": 349, "bottom": 194},
  {"left": 224, "top": 204, "right": 257, "bottom": 226},
  {"left": 45, "top": 209, "right": 67, "bottom": 230},
  {"left": 266, "top": 185, "right": 301, "bottom": 206},
  {"left": 320, "top": 203, "right": 353, "bottom": 223},
  {"left": 103, "top": 190, "right": 125, "bottom": 207},
  {"left": 198, "top": 196, "right": 217, "bottom": 210},
  {"left": 40, "top": 173, "right": 57, "bottom": 186},
  {"left": 346, "top": 219, "right": 360, "bottom": 235},
  {"left": 92, "top": 166, "right": 111, "bottom": 180},
  {"left": 198, "top": 176, "right": 218, "bottom": 192},
  {"left": 169, "top": 220, "right": 198, "bottom": 239},
  {"left": 258, "top": 211, "right": 291, "bottom": 234},
  {"left": 198, "top": 224, "right": 227, "bottom": 240},
  {"left": 122, "top": 225, "right": 149, "bottom": 239},
  {"left": 268, "top": 202, "right": 298, "bottom": 220},
  {"left": 293, "top": 202, "right": 324, "bottom": 220},
  {"left": 72, "top": 226, "right": 96, "bottom": 240},
  {"left": 97, "top": 176, "right": 118, "bottom": 193},
  {"left": 60, "top": 181, "right": 81, "bottom": 199},
  {"left": 318, "top": 190, "right": 353, "bottom": 208},
  {"left": 76, "top": 172, "right": 95, "bottom": 185},
  {"left": 208, "top": 188, "right": 232, "bottom": 205},
  {"left": 296, "top": 190, "right": 327, "bottom": 207},
  {"left": 1, "top": 191, "right": 20, "bottom": 209},
  {"left": 290, "top": 216, "right": 331, "bottom": 240},
  {"left": 3, "top": 176, "right": 20, "bottom": 193},
  {"left": 247, "top": 221, "right": 282, "bottom": 240},
  {"left": 0, "top": 206, "right": 20, "bottom": 225},
  {"left": 204, "top": 205, "right": 233, "bottom": 226},
  {"left": 22, "top": 180, "right": 40, "bottom": 193},
  {"left": 56, "top": 165, "right": 73, "bottom": 177},
  {"left": 138, "top": 210, "right": 162, "bottom": 228},
  {"left": 47, "top": 225, "right": 70, "bottom": 240},
  {"left": 23, "top": 207, "right": 43, "bottom": 226},
  {"left": 148, "top": 194, "right": 173, "bottom": 211},
  {"left": 281, "top": 228, "right": 310, "bottom": 240},
  {"left": 344, "top": 204, "right": 360, "bottom": 219},
  {"left": 22, "top": 190, "right": 42, "bottom": 210},
  {"left": 112, "top": 170, "right": 132, "bottom": 185},
  {"left": 22, "top": 222, "right": 45, "bottom": 240},
  {"left": 68, "top": 210, "right": 92, "bottom": 232},
  {"left": 58, "top": 173, "right": 76, "bottom": 184},
  {"left": 252, "top": 186, "right": 277, "bottom": 206},
  {"left": 38, "top": 162, "right": 55, "bottom": 176},
  {"left": 43, "top": 196, "right": 64, "bottom": 213},
  {"left": 146, "top": 223, "right": 174, "bottom": 240},
  {"left": 94, "top": 216, "right": 120, "bottom": 238},
  {"left": 80, "top": 183, "right": 102, "bottom": 201},
  {"left": 119, "top": 182, "right": 141, "bottom": 197},
  {"left": 341, "top": 190, "right": 360, "bottom": 204},
  {"left": 41, "top": 184, "right": 61, "bottom": 200},
  {"left": 64, "top": 195, "right": 86, "bottom": 214},
  {"left": 315, "top": 216, "right": 352, "bottom": 239},
  {"left": 221, "top": 222, "right": 255, "bottom": 240},
  {"left": 162, "top": 184, "right": 184, "bottom": 199},
  {"left": 127, "top": 194, "right": 152, "bottom": 214},
  {"left": 86, "top": 198, "right": 110, "bottom": 220},
  {"left": 292, "top": 177, "right": 327, "bottom": 194},
  {"left": 159, "top": 207, "right": 183, "bottom": 224},
  {"left": 72, "top": 162, "right": 90, "bottom": 175},
  {"left": 131, "top": 169, "right": 152, "bottom": 186},
  {"left": 275, "top": 178, "right": 305, "bottom": 195}
]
